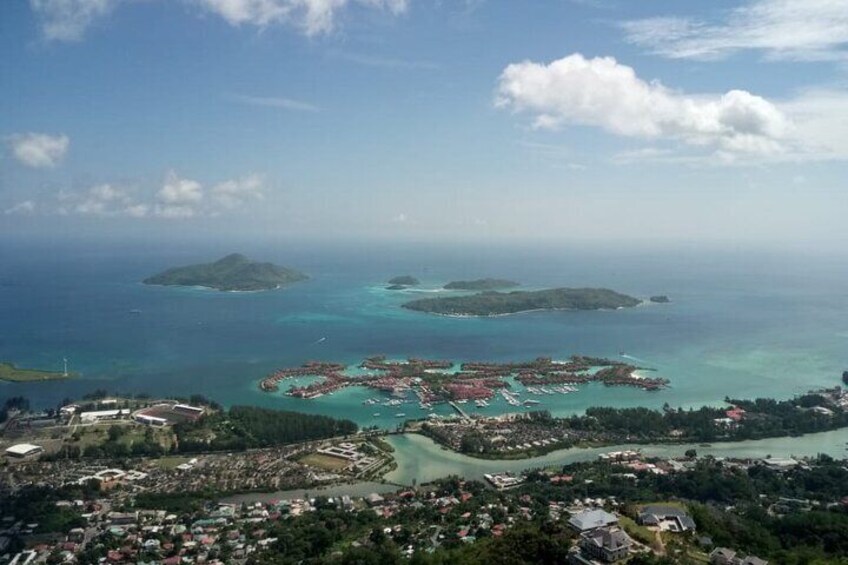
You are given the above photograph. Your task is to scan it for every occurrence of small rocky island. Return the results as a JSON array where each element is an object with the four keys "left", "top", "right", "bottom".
[
  {"left": 143, "top": 253, "right": 308, "bottom": 292},
  {"left": 649, "top": 295, "right": 671, "bottom": 303},
  {"left": 386, "top": 275, "right": 420, "bottom": 290},
  {"left": 444, "top": 278, "right": 519, "bottom": 290},
  {"left": 403, "top": 287, "right": 641, "bottom": 316}
]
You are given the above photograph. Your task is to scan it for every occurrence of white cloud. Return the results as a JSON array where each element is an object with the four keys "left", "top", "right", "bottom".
[
  {"left": 212, "top": 173, "right": 265, "bottom": 209},
  {"left": 155, "top": 171, "right": 204, "bottom": 218},
  {"left": 4, "top": 201, "right": 36, "bottom": 216},
  {"left": 157, "top": 171, "right": 203, "bottom": 205},
  {"left": 29, "top": 0, "right": 117, "bottom": 42},
  {"left": 67, "top": 183, "right": 154, "bottom": 217},
  {"left": 621, "top": 0, "right": 848, "bottom": 61},
  {"left": 194, "top": 0, "right": 408, "bottom": 36},
  {"left": 231, "top": 94, "right": 320, "bottom": 112},
  {"left": 74, "top": 183, "right": 128, "bottom": 215},
  {"left": 496, "top": 53, "right": 790, "bottom": 158},
  {"left": 123, "top": 203, "right": 150, "bottom": 217},
  {"left": 8, "top": 133, "right": 70, "bottom": 168}
]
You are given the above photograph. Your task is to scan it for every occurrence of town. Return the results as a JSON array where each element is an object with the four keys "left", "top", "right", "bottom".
[{"left": 3, "top": 433, "right": 846, "bottom": 564}]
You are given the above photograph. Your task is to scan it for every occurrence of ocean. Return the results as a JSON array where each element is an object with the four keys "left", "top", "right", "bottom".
[{"left": 1, "top": 237, "right": 846, "bottom": 431}]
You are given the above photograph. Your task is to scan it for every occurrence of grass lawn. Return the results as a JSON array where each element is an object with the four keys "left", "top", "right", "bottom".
[
  {"left": 0, "top": 362, "right": 72, "bottom": 382},
  {"left": 620, "top": 516, "right": 655, "bottom": 546},
  {"left": 300, "top": 452, "right": 350, "bottom": 472}
]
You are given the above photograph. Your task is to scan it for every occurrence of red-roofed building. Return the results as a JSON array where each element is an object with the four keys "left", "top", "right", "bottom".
[{"left": 726, "top": 407, "right": 746, "bottom": 422}]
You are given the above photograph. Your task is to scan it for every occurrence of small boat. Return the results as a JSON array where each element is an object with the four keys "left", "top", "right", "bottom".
[
  {"left": 395, "top": 413, "right": 406, "bottom": 418},
  {"left": 373, "top": 413, "right": 381, "bottom": 417},
  {"left": 129, "top": 309, "right": 142, "bottom": 315}
]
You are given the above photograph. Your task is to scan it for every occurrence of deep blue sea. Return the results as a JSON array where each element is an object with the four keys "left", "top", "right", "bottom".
[{"left": 1, "top": 237, "right": 846, "bottom": 429}]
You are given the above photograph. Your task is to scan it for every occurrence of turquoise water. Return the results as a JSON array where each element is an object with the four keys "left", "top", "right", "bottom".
[
  {"left": 384, "top": 430, "right": 848, "bottom": 485},
  {"left": 1, "top": 239, "right": 846, "bottom": 430}
]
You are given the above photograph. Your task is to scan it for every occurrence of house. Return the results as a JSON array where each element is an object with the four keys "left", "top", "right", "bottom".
[
  {"left": 638, "top": 505, "right": 696, "bottom": 532},
  {"left": 710, "top": 547, "right": 769, "bottom": 565},
  {"left": 579, "top": 527, "right": 633, "bottom": 562},
  {"left": 567, "top": 508, "right": 619, "bottom": 532}
]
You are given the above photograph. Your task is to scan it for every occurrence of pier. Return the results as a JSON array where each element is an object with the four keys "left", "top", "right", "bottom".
[{"left": 448, "top": 401, "right": 471, "bottom": 422}]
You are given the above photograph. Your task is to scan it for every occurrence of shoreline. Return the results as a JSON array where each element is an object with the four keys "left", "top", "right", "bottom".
[{"left": 402, "top": 305, "right": 642, "bottom": 318}]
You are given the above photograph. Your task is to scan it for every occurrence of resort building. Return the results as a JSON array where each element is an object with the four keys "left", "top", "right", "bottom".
[
  {"left": 567, "top": 508, "right": 619, "bottom": 533},
  {"left": 577, "top": 527, "right": 634, "bottom": 562},
  {"left": 638, "top": 505, "right": 696, "bottom": 532}
]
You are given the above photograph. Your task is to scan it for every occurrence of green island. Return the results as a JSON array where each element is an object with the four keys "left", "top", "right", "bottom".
[
  {"left": 444, "top": 278, "right": 519, "bottom": 290},
  {"left": 0, "top": 362, "right": 72, "bottom": 383},
  {"left": 403, "top": 287, "right": 642, "bottom": 316},
  {"left": 142, "top": 253, "right": 308, "bottom": 292}
]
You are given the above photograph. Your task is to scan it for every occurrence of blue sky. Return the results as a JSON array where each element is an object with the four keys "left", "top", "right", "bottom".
[{"left": 2, "top": 0, "right": 848, "bottom": 245}]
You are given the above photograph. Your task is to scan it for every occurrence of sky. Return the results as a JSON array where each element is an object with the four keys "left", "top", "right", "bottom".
[{"left": 2, "top": 0, "right": 848, "bottom": 247}]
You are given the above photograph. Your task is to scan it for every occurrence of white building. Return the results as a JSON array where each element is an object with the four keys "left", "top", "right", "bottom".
[{"left": 5, "top": 443, "right": 44, "bottom": 459}]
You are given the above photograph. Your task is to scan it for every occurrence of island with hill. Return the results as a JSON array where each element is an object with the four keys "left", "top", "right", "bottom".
[
  {"left": 0, "top": 362, "right": 73, "bottom": 382},
  {"left": 402, "top": 287, "right": 641, "bottom": 316},
  {"left": 444, "top": 278, "right": 519, "bottom": 290},
  {"left": 143, "top": 253, "right": 308, "bottom": 292}
]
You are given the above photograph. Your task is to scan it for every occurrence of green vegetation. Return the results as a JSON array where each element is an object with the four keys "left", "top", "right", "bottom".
[
  {"left": 403, "top": 287, "right": 642, "bottom": 316},
  {"left": 388, "top": 275, "right": 420, "bottom": 286},
  {"left": 175, "top": 405, "right": 357, "bottom": 452},
  {"left": 0, "top": 361, "right": 71, "bottom": 382},
  {"left": 565, "top": 394, "right": 848, "bottom": 442},
  {"left": 143, "top": 253, "right": 307, "bottom": 291},
  {"left": 0, "top": 396, "right": 30, "bottom": 423},
  {"left": 443, "top": 278, "right": 519, "bottom": 290}
]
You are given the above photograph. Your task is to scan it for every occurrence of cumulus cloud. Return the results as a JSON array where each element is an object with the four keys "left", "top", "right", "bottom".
[
  {"left": 496, "top": 53, "right": 790, "bottom": 157},
  {"left": 155, "top": 171, "right": 204, "bottom": 218},
  {"left": 194, "top": 0, "right": 408, "bottom": 36},
  {"left": 621, "top": 0, "right": 848, "bottom": 61},
  {"left": 4, "top": 201, "right": 37, "bottom": 216},
  {"left": 29, "top": 0, "right": 117, "bottom": 42},
  {"left": 8, "top": 133, "right": 70, "bottom": 168},
  {"left": 65, "top": 183, "right": 154, "bottom": 217},
  {"left": 157, "top": 171, "right": 203, "bottom": 205},
  {"left": 212, "top": 173, "right": 265, "bottom": 209}
]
